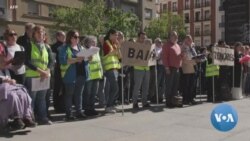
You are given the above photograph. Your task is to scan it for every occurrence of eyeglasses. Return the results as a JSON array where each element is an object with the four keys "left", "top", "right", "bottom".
[
  {"left": 9, "top": 33, "right": 17, "bottom": 36},
  {"left": 73, "top": 35, "right": 79, "bottom": 39}
]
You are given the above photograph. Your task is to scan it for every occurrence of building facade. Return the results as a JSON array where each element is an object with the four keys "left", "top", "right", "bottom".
[
  {"left": 0, "top": 0, "right": 84, "bottom": 41},
  {"left": 106, "top": 0, "right": 158, "bottom": 30},
  {"left": 157, "top": 0, "right": 225, "bottom": 47},
  {"left": 224, "top": 0, "right": 250, "bottom": 44}
]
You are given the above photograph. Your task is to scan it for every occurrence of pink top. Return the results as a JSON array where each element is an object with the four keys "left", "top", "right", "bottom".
[{"left": 161, "top": 41, "right": 182, "bottom": 68}]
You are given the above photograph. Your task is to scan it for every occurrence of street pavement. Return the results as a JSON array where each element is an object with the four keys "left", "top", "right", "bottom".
[{"left": 1, "top": 98, "right": 250, "bottom": 141}]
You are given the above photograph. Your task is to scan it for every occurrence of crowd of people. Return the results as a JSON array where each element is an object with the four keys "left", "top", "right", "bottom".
[{"left": 0, "top": 22, "right": 248, "bottom": 132}]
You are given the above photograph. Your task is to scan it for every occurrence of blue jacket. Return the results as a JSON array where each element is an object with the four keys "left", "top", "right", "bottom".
[{"left": 58, "top": 44, "right": 88, "bottom": 84}]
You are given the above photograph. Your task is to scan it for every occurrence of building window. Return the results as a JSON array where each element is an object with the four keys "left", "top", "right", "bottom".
[
  {"left": 172, "top": 2, "right": 177, "bottom": 12},
  {"left": 28, "top": 1, "right": 39, "bottom": 16},
  {"left": 195, "top": 27, "right": 201, "bottom": 36},
  {"left": 204, "top": 39, "right": 210, "bottom": 46},
  {"left": 185, "top": 0, "right": 190, "bottom": 9},
  {"left": 204, "top": 0, "right": 210, "bottom": 7},
  {"left": 195, "top": 40, "right": 201, "bottom": 46},
  {"left": 185, "top": 13, "right": 189, "bottom": 23},
  {"left": 204, "top": 10, "right": 210, "bottom": 20},
  {"left": 204, "top": 25, "right": 210, "bottom": 35},
  {"left": 221, "top": 32, "right": 225, "bottom": 40},
  {"left": 195, "top": 0, "right": 201, "bottom": 8},
  {"left": 162, "top": 4, "right": 168, "bottom": 13},
  {"left": 195, "top": 11, "right": 201, "bottom": 21},
  {"left": 145, "top": 8, "right": 152, "bottom": 19},
  {"left": 48, "top": 5, "right": 55, "bottom": 18}
]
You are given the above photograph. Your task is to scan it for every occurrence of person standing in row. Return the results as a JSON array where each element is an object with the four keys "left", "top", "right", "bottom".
[
  {"left": 3, "top": 29, "right": 26, "bottom": 85},
  {"left": 132, "top": 31, "right": 151, "bottom": 109},
  {"left": 24, "top": 25, "right": 52, "bottom": 125},
  {"left": 181, "top": 35, "right": 198, "bottom": 105},
  {"left": 51, "top": 31, "right": 66, "bottom": 113},
  {"left": 17, "top": 23, "right": 35, "bottom": 50},
  {"left": 58, "top": 30, "right": 87, "bottom": 121},
  {"left": 102, "top": 29, "right": 121, "bottom": 113},
  {"left": 162, "top": 31, "right": 183, "bottom": 108},
  {"left": 83, "top": 36, "right": 103, "bottom": 116}
]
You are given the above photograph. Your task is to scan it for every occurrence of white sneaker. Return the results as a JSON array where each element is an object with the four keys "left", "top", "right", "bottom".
[
  {"left": 111, "top": 106, "right": 121, "bottom": 112},
  {"left": 105, "top": 107, "right": 116, "bottom": 114}
]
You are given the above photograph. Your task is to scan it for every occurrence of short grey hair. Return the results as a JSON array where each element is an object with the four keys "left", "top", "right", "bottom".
[
  {"left": 83, "top": 35, "right": 97, "bottom": 46},
  {"left": 25, "top": 22, "right": 35, "bottom": 31}
]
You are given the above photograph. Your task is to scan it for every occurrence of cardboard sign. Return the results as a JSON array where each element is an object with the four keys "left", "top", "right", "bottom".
[
  {"left": 212, "top": 47, "right": 234, "bottom": 66},
  {"left": 121, "top": 41, "right": 156, "bottom": 66}
]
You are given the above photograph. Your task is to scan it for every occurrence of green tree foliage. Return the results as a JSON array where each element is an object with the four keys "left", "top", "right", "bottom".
[
  {"left": 145, "top": 12, "right": 186, "bottom": 41},
  {"left": 52, "top": 0, "right": 140, "bottom": 37},
  {"left": 105, "top": 9, "right": 140, "bottom": 37}
]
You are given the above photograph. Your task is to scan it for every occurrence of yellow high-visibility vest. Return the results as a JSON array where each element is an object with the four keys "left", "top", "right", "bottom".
[
  {"left": 60, "top": 47, "right": 72, "bottom": 78},
  {"left": 26, "top": 42, "right": 48, "bottom": 77},
  {"left": 88, "top": 53, "right": 103, "bottom": 80},
  {"left": 206, "top": 61, "right": 220, "bottom": 77},
  {"left": 102, "top": 40, "right": 121, "bottom": 71}
]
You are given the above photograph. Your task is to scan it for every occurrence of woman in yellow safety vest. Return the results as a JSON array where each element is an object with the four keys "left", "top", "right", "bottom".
[
  {"left": 58, "top": 30, "right": 88, "bottom": 121},
  {"left": 102, "top": 29, "right": 121, "bottom": 113},
  {"left": 24, "top": 25, "right": 52, "bottom": 125},
  {"left": 82, "top": 36, "right": 103, "bottom": 116}
]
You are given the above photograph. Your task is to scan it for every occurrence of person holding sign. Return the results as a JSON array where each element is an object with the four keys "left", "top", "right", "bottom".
[
  {"left": 3, "top": 29, "right": 26, "bottom": 85},
  {"left": 181, "top": 35, "right": 198, "bottom": 105},
  {"left": 24, "top": 25, "right": 52, "bottom": 125},
  {"left": 132, "top": 31, "right": 151, "bottom": 109},
  {"left": 58, "top": 30, "right": 88, "bottom": 121},
  {"left": 82, "top": 36, "right": 103, "bottom": 116},
  {"left": 102, "top": 29, "right": 121, "bottom": 113},
  {"left": 162, "top": 31, "right": 183, "bottom": 108}
]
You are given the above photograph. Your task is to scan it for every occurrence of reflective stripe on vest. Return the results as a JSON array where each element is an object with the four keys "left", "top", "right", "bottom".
[
  {"left": 88, "top": 54, "right": 103, "bottom": 80},
  {"left": 206, "top": 62, "right": 220, "bottom": 77},
  {"left": 102, "top": 40, "right": 121, "bottom": 71},
  {"left": 26, "top": 42, "right": 49, "bottom": 77},
  {"left": 134, "top": 66, "right": 150, "bottom": 71},
  {"left": 60, "top": 47, "right": 72, "bottom": 78}
]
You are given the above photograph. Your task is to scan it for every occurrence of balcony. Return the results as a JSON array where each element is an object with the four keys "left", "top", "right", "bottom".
[
  {"left": 173, "top": 7, "right": 177, "bottom": 12},
  {"left": 204, "top": 17, "right": 211, "bottom": 21},
  {"left": 195, "top": 32, "right": 201, "bottom": 36},
  {"left": 204, "top": 2, "right": 210, "bottom": 7},
  {"left": 204, "top": 30, "right": 211, "bottom": 36},
  {"left": 184, "top": 5, "right": 190, "bottom": 10},
  {"left": 195, "top": 3, "right": 201, "bottom": 8},
  {"left": 0, "top": 7, "right": 12, "bottom": 21}
]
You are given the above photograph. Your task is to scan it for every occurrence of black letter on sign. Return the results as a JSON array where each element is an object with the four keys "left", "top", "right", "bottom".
[
  {"left": 128, "top": 48, "right": 135, "bottom": 58},
  {"left": 136, "top": 50, "right": 143, "bottom": 60}
]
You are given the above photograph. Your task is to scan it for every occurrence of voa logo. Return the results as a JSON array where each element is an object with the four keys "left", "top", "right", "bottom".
[{"left": 210, "top": 104, "right": 238, "bottom": 132}]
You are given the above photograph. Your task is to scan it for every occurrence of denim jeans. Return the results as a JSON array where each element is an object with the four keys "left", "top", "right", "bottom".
[
  {"left": 83, "top": 79, "right": 99, "bottom": 110},
  {"left": 132, "top": 69, "right": 150, "bottom": 105},
  {"left": 25, "top": 78, "right": 48, "bottom": 121},
  {"left": 104, "top": 70, "right": 119, "bottom": 108},
  {"left": 64, "top": 76, "right": 85, "bottom": 116},
  {"left": 97, "top": 78, "right": 106, "bottom": 106}
]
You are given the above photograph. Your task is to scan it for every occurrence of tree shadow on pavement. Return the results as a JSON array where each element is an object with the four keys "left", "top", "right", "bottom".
[{"left": 0, "top": 129, "right": 31, "bottom": 138}]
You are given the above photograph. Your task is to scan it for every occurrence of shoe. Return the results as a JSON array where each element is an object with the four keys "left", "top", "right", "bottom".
[
  {"left": 133, "top": 103, "right": 139, "bottom": 109},
  {"left": 23, "top": 118, "right": 36, "bottom": 128},
  {"left": 105, "top": 107, "right": 116, "bottom": 114},
  {"left": 165, "top": 102, "right": 175, "bottom": 108},
  {"left": 76, "top": 113, "right": 87, "bottom": 119},
  {"left": 142, "top": 103, "right": 151, "bottom": 108},
  {"left": 84, "top": 110, "right": 99, "bottom": 116},
  {"left": 65, "top": 115, "right": 76, "bottom": 121},
  {"left": 9, "top": 118, "right": 25, "bottom": 130},
  {"left": 37, "top": 119, "right": 52, "bottom": 125}
]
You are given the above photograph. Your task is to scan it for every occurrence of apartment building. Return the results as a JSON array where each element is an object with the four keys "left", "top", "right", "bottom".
[
  {"left": 106, "top": 0, "right": 158, "bottom": 30},
  {"left": 157, "top": 0, "right": 225, "bottom": 47}
]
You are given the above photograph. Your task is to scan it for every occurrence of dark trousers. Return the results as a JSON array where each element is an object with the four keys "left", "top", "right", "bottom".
[
  {"left": 165, "top": 68, "right": 180, "bottom": 102},
  {"left": 53, "top": 64, "right": 65, "bottom": 112},
  {"left": 206, "top": 76, "right": 220, "bottom": 102},
  {"left": 182, "top": 73, "right": 196, "bottom": 102}
]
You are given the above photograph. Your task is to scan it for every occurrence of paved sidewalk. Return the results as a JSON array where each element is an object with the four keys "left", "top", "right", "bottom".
[{"left": 1, "top": 99, "right": 250, "bottom": 141}]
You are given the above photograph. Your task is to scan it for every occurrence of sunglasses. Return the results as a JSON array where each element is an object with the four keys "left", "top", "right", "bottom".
[
  {"left": 9, "top": 33, "right": 17, "bottom": 36},
  {"left": 73, "top": 35, "right": 79, "bottom": 39}
]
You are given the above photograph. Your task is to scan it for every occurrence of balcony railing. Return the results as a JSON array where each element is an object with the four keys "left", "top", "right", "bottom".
[
  {"left": 195, "top": 3, "right": 201, "bottom": 8},
  {"left": 173, "top": 7, "right": 177, "bottom": 12},
  {"left": 184, "top": 5, "right": 190, "bottom": 10},
  {"left": 204, "top": 2, "right": 210, "bottom": 7},
  {"left": 195, "top": 32, "right": 201, "bottom": 36}
]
